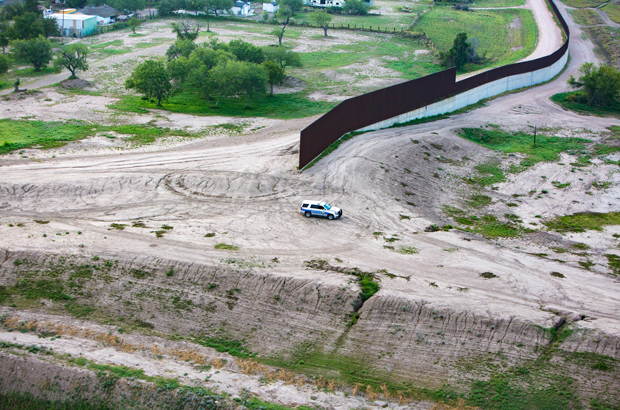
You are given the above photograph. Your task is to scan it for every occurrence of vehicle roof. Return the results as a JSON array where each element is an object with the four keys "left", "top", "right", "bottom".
[{"left": 301, "top": 200, "right": 325, "bottom": 205}]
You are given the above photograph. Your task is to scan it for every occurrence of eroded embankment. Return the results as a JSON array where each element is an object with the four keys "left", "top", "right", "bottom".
[{"left": 0, "top": 249, "right": 619, "bottom": 407}]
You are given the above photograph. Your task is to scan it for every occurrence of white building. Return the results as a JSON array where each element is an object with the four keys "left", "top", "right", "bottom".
[
  {"left": 47, "top": 12, "right": 98, "bottom": 37},
  {"left": 309, "top": 0, "right": 345, "bottom": 7},
  {"left": 231, "top": 1, "right": 251, "bottom": 15},
  {"left": 262, "top": 1, "right": 278, "bottom": 12}
]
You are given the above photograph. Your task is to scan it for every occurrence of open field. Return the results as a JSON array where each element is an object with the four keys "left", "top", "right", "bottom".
[
  {"left": 569, "top": 8, "right": 604, "bottom": 25},
  {"left": 601, "top": 2, "right": 620, "bottom": 24},
  {"left": 0, "top": 0, "right": 619, "bottom": 408}
]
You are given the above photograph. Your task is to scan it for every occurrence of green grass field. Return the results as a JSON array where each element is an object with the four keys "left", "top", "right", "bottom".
[
  {"left": 601, "top": 3, "right": 620, "bottom": 24},
  {"left": 109, "top": 92, "right": 336, "bottom": 120},
  {"left": 0, "top": 119, "right": 199, "bottom": 154},
  {"left": 569, "top": 8, "right": 604, "bottom": 25},
  {"left": 473, "top": 0, "right": 525, "bottom": 6},
  {"left": 551, "top": 92, "right": 620, "bottom": 118},
  {"left": 459, "top": 127, "right": 592, "bottom": 170},
  {"left": 561, "top": 0, "right": 606, "bottom": 7},
  {"left": 0, "top": 66, "right": 56, "bottom": 90},
  {"left": 416, "top": 7, "right": 537, "bottom": 71}
]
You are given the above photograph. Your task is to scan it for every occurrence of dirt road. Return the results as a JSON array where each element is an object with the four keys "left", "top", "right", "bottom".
[{"left": 1, "top": 1, "right": 619, "bottom": 406}]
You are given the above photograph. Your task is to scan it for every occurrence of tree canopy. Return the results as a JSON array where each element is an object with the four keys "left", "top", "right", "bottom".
[
  {"left": 309, "top": 11, "right": 332, "bottom": 37},
  {"left": 439, "top": 32, "right": 484, "bottom": 70},
  {"left": 53, "top": 43, "right": 89, "bottom": 79},
  {"left": 568, "top": 63, "right": 620, "bottom": 107},
  {"left": 11, "top": 36, "right": 53, "bottom": 71},
  {"left": 125, "top": 59, "right": 173, "bottom": 106}
]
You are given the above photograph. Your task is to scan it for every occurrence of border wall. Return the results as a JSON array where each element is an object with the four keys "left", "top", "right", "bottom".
[{"left": 298, "top": 0, "right": 570, "bottom": 169}]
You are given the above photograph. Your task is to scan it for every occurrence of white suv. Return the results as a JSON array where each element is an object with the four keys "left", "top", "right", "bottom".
[{"left": 300, "top": 200, "right": 342, "bottom": 220}]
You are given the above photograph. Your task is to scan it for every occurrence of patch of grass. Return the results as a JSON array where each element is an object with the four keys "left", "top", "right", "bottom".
[
  {"left": 109, "top": 223, "right": 127, "bottom": 230},
  {"left": 571, "top": 242, "right": 590, "bottom": 250},
  {"left": 13, "top": 279, "right": 72, "bottom": 301},
  {"left": 605, "top": 254, "right": 620, "bottom": 275},
  {"left": 204, "top": 232, "right": 216, "bottom": 237},
  {"left": 194, "top": 337, "right": 255, "bottom": 358},
  {"left": 545, "top": 212, "right": 620, "bottom": 233},
  {"left": 601, "top": 3, "right": 620, "bottom": 24},
  {"left": 472, "top": 162, "right": 506, "bottom": 186},
  {"left": 551, "top": 91, "right": 620, "bottom": 118},
  {"left": 0, "top": 119, "right": 199, "bottom": 154},
  {"left": 569, "top": 8, "right": 604, "bottom": 25},
  {"left": 0, "top": 392, "right": 111, "bottom": 410},
  {"left": 110, "top": 92, "right": 336, "bottom": 120},
  {"left": 480, "top": 272, "right": 498, "bottom": 279},
  {"left": 398, "top": 246, "right": 419, "bottom": 254},
  {"left": 460, "top": 128, "right": 591, "bottom": 171},
  {"left": 550, "top": 271, "right": 566, "bottom": 278},
  {"left": 467, "top": 194, "right": 492, "bottom": 207},
  {"left": 551, "top": 181, "right": 571, "bottom": 189},
  {"left": 562, "top": 0, "right": 605, "bottom": 6},
  {"left": 214, "top": 243, "right": 239, "bottom": 251}
]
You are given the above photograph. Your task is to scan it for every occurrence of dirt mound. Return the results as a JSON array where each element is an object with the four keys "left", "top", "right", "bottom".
[{"left": 59, "top": 78, "right": 94, "bottom": 89}]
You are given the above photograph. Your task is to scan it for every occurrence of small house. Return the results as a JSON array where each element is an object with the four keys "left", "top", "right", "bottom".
[
  {"left": 309, "top": 0, "right": 345, "bottom": 8},
  {"left": 262, "top": 1, "right": 278, "bottom": 12},
  {"left": 47, "top": 12, "right": 97, "bottom": 37},
  {"left": 231, "top": 1, "right": 251, "bottom": 16},
  {"left": 77, "top": 4, "right": 120, "bottom": 24}
]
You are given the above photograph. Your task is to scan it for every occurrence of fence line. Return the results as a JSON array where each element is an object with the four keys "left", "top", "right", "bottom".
[{"left": 298, "top": 0, "right": 570, "bottom": 169}]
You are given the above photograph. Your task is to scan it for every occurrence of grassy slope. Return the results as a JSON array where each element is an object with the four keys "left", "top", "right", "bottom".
[
  {"left": 560, "top": 0, "right": 605, "bottom": 7},
  {"left": 569, "top": 8, "right": 604, "bottom": 25},
  {"left": 551, "top": 92, "right": 620, "bottom": 118},
  {"left": 0, "top": 119, "right": 200, "bottom": 154},
  {"left": 601, "top": 2, "right": 620, "bottom": 24},
  {"left": 416, "top": 7, "right": 537, "bottom": 71}
]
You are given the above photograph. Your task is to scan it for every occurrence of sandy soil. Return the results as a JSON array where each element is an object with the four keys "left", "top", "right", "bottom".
[{"left": 1, "top": 1, "right": 619, "bottom": 406}]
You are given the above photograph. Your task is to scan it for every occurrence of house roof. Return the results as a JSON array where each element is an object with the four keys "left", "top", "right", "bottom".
[
  {"left": 49, "top": 13, "right": 97, "bottom": 20},
  {"left": 77, "top": 4, "right": 120, "bottom": 17},
  {"left": 234, "top": 1, "right": 248, "bottom": 6}
]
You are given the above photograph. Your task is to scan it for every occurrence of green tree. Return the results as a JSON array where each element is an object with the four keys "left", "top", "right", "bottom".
[
  {"left": 53, "top": 43, "right": 89, "bottom": 79},
  {"left": 11, "top": 36, "right": 52, "bottom": 71},
  {"left": 206, "top": 0, "right": 233, "bottom": 16},
  {"left": 0, "top": 23, "right": 10, "bottom": 53},
  {"left": 66, "top": 0, "right": 88, "bottom": 8},
  {"left": 568, "top": 63, "right": 620, "bottom": 107},
  {"left": 273, "top": 0, "right": 302, "bottom": 46},
  {"left": 237, "top": 61, "right": 267, "bottom": 107},
  {"left": 262, "top": 60, "right": 283, "bottom": 96},
  {"left": 0, "top": 53, "right": 10, "bottom": 75},
  {"left": 166, "top": 39, "right": 197, "bottom": 60},
  {"left": 127, "top": 17, "right": 141, "bottom": 34},
  {"left": 172, "top": 20, "right": 201, "bottom": 41},
  {"left": 343, "top": 0, "right": 368, "bottom": 15},
  {"left": 263, "top": 46, "right": 302, "bottom": 69},
  {"left": 309, "top": 10, "right": 332, "bottom": 37},
  {"left": 7, "top": 13, "right": 44, "bottom": 40},
  {"left": 167, "top": 55, "right": 191, "bottom": 93},
  {"left": 109, "top": 0, "right": 146, "bottom": 12},
  {"left": 227, "top": 39, "right": 264, "bottom": 64},
  {"left": 157, "top": 0, "right": 179, "bottom": 16},
  {"left": 125, "top": 59, "right": 172, "bottom": 106},
  {"left": 440, "top": 32, "right": 469, "bottom": 70}
]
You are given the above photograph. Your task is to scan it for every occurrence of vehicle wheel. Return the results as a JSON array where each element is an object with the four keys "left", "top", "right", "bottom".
[
  {"left": 305, "top": 211, "right": 312, "bottom": 218},
  {"left": 328, "top": 214, "right": 334, "bottom": 220}
]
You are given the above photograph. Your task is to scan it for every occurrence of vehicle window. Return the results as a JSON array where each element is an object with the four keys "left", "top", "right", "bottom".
[
  {"left": 317, "top": 206, "right": 324, "bottom": 210},
  {"left": 310, "top": 205, "right": 320, "bottom": 209},
  {"left": 302, "top": 204, "right": 309, "bottom": 208},
  {"left": 324, "top": 204, "right": 331, "bottom": 210}
]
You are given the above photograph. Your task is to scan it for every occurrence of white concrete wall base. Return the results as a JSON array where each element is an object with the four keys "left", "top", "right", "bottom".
[{"left": 356, "top": 51, "right": 569, "bottom": 132}]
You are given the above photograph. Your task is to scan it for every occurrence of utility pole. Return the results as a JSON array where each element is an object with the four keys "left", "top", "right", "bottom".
[
  {"left": 533, "top": 126, "right": 537, "bottom": 146},
  {"left": 61, "top": 6, "right": 65, "bottom": 45}
]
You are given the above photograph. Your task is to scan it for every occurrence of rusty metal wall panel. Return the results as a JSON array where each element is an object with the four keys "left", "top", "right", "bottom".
[{"left": 299, "top": 0, "right": 570, "bottom": 169}]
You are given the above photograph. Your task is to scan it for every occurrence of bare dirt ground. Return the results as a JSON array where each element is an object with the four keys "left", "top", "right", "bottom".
[{"left": 1, "top": 1, "right": 619, "bottom": 408}]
